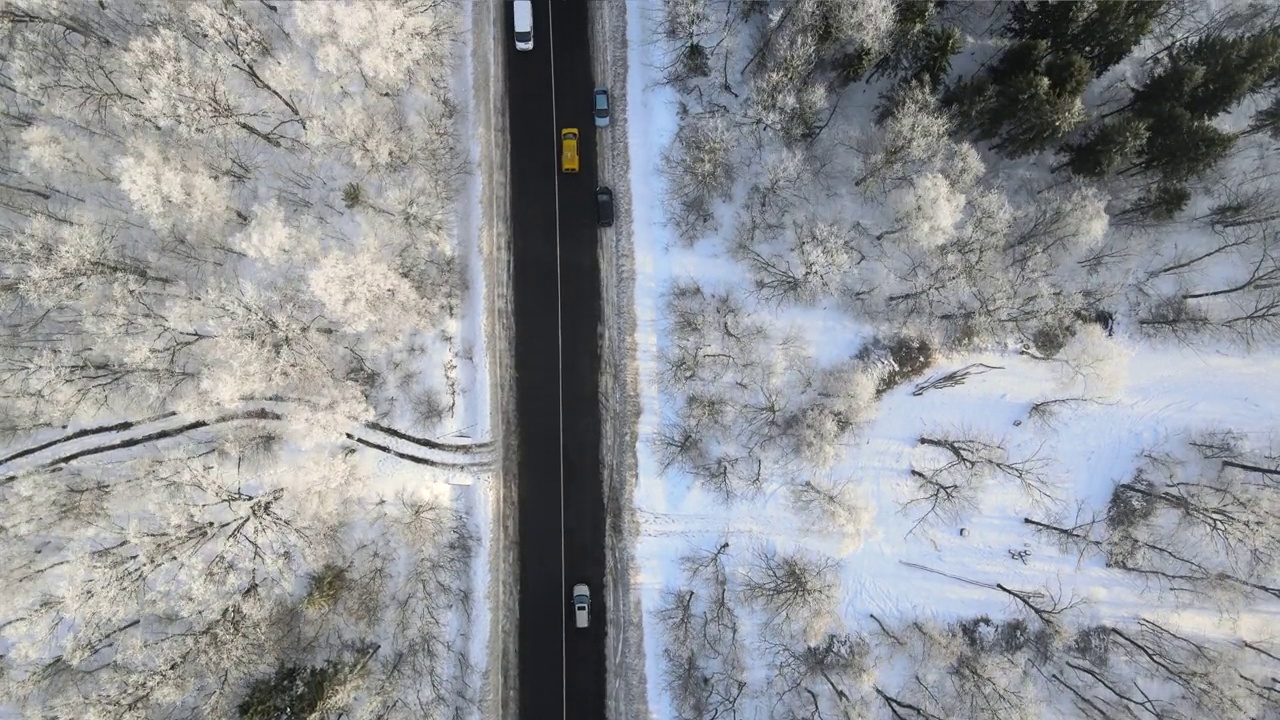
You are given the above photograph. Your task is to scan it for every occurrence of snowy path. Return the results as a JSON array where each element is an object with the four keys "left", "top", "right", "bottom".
[{"left": 0, "top": 403, "right": 498, "bottom": 482}]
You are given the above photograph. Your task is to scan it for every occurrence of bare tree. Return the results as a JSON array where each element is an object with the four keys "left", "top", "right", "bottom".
[
  {"left": 655, "top": 0, "right": 745, "bottom": 88},
  {"left": 1236, "top": 638, "right": 1280, "bottom": 715},
  {"left": 655, "top": 540, "right": 749, "bottom": 720},
  {"left": 903, "top": 462, "right": 985, "bottom": 535},
  {"left": 654, "top": 280, "right": 854, "bottom": 497},
  {"left": 993, "top": 581, "right": 1085, "bottom": 630},
  {"left": 1111, "top": 619, "right": 1262, "bottom": 719},
  {"left": 661, "top": 107, "right": 739, "bottom": 243},
  {"left": 1024, "top": 431, "right": 1280, "bottom": 607},
  {"left": 905, "top": 432, "right": 1055, "bottom": 533},
  {"left": 1139, "top": 223, "right": 1280, "bottom": 343},
  {"left": 1004, "top": 185, "right": 1109, "bottom": 274},
  {"left": 875, "top": 616, "right": 1049, "bottom": 720},
  {"left": 783, "top": 359, "right": 878, "bottom": 470},
  {"left": 1, "top": 440, "right": 342, "bottom": 716},
  {"left": 1194, "top": 171, "right": 1280, "bottom": 231},
  {"left": 944, "top": 638, "right": 1043, "bottom": 720},
  {"left": 658, "top": 279, "right": 766, "bottom": 393},
  {"left": 912, "top": 363, "right": 1003, "bottom": 396},
  {"left": 764, "top": 630, "right": 871, "bottom": 719},
  {"left": 1118, "top": 432, "right": 1278, "bottom": 595},
  {"left": 1025, "top": 396, "right": 1101, "bottom": 429},
  {"left": 871, "top": 185, "right": 1095, "bottom": 344},
  {"left": 739, "top": 544, "right": 839, "bottom": 629},
  {"left": 881, "top": 172, "right": 968, "bottom": 249},
  {"left": 1054, "top": 323, "right": 1131, "bottom": 396},
  {"left": 736, "top": 0, "right": 896, "bottom": 144},
  {"left": 737, "top": 215, "right": 866, "bottom": 305},
  {"left": 787, "top": 477, "right": 870, "bottom": 542}
]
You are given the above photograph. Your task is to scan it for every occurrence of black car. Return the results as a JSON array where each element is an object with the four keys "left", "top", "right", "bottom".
[{"left": 595, "top": 186, "right": 614, "bottom": 227}]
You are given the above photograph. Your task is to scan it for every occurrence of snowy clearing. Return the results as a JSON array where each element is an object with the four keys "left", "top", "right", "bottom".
[{"left": 625, "top": 1, "right": 1280, "bottom": 718}]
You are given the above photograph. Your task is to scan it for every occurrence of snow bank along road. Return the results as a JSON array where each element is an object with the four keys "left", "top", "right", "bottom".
[{"left": 504, "top": 1, "right": 607, "bottom": 719}]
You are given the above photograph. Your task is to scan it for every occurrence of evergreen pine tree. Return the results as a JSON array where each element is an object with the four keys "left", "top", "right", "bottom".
[
  {"left": 239, "top": 664, "right": 338, "bottom": 720},
  {"left": 1062, "top": 25, "right": 1274, "bottom": 185},
  {"left": 1128, "top": 108, "right": 1236, "bottom": 182},
  {"left": 1061, "top": 116, "right": 1149, "bottom": 177},
  {"left": 1119, "top": 182, "right": 1191, "bottom": 222},
  {"left": 1006, "top": 0, "right": 1081, "bottom": 47},
  {"left": 1007, "top": 0, "right": 1166, "bottom": 78},
  {"left": 908, "top": 26, "right": 963, "bottom": 91},
  {"left": 961, "top": 40, "right": 1091, "bottom": 157},
  {"left": 1129, "top": 28, "right": 1280, "bottom": 121},
  {"left": 868, "top": 0, "right": 961, "bottom": 90}
]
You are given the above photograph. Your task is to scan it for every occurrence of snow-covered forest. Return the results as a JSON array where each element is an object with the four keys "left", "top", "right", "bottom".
[
  {"left": 625, "top": 0, "right": 1280, "bottom": 718},
  {"left": 0, "top": 1, "right": 493, "bottom": 717}
]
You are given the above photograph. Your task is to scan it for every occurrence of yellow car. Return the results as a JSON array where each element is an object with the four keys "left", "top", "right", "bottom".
[{"left": 561, "top": 128, "right": 579, "bottom": 173}]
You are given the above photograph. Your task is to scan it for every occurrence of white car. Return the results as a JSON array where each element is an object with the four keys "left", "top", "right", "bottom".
[
  {"left": 572, "top": 583, "right": 591, "bottom": 628},
  {"left": 593, "top": 87, "right": 610, "bottom": 128}
]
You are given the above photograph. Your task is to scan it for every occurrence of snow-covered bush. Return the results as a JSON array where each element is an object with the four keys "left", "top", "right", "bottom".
[
  {"left": 856, "top": 334, "right": 937, "bottom": 395},
  {"left": 855, "top": 80, "right": 979, "bottom": 195},
  {"left": 787, "top": 477, "right": 872, "bottom": 550},
  {"left": 661, "top": 109, "right": 739, "bottom": 242},
  {"left": 1056, "top": 323, "right": 1131, "bottom": 396},
  {"left": 887, "top": 172, "right": 967, "bottom": 249}
]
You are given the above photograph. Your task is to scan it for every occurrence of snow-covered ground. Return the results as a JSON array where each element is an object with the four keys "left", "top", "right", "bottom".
[
  {"left": 591, "top": 1, "right": 651, "bottom": 718},
  {"left": 633, "top": 345, "right": 1280, "bottom": 621},
  {"left": 622, "top": 1, "right": 1280, "bottom": 718},
  {"left": 465, "top": 0, "right": 519, "bottom": 714},
  {"left": 0, "top": 1, "right": 497, "bottom": 717}
]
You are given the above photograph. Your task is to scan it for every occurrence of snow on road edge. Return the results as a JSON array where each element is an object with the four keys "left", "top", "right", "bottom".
[
  {"left": 454, "top": 0, "right": 496, "bottom": 715},
  {"left": 592, "top": 2, "right": 650, "bottom": 719},
  {"left": 469, "top": 0, "right": 518, "bottom": 716}
]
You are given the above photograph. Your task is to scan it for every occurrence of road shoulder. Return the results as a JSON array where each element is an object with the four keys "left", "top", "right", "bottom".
[
  {"left": 472, "top": 0, "right": 518, "bottom": 717},
  {"left": 590, "top": 2, "right": 651, "bottom": 719}
]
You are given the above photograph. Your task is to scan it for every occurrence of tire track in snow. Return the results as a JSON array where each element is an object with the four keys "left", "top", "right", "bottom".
[{"left": 0, "top": 406, "right": 498, "bottom": 480}]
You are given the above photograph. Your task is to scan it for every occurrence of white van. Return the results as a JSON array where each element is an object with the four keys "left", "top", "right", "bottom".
[{"left": 514, "top": 0, "right": 533, "bottom": 52}]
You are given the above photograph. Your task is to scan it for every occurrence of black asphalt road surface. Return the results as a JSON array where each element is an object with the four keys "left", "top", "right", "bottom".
[{"left": 505, "top": 1, "right": 606, "bottom": 719}]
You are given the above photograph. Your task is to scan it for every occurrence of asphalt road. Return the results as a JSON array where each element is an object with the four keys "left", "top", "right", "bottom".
[{"left": 505, "top": 1, "right": 606, "bottom": 719}]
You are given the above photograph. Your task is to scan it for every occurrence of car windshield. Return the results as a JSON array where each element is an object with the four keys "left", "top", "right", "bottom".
[{"left": 515, "top": 31, "right": 531, "bottom": 42}]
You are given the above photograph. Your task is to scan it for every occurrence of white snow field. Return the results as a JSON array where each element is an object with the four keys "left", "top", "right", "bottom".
[
  {"left": 623, "top": 1, "right": 1280, "bottom": 719},
  {"left": 0, "top": 1, "right": 497, "bottom": 717}
]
